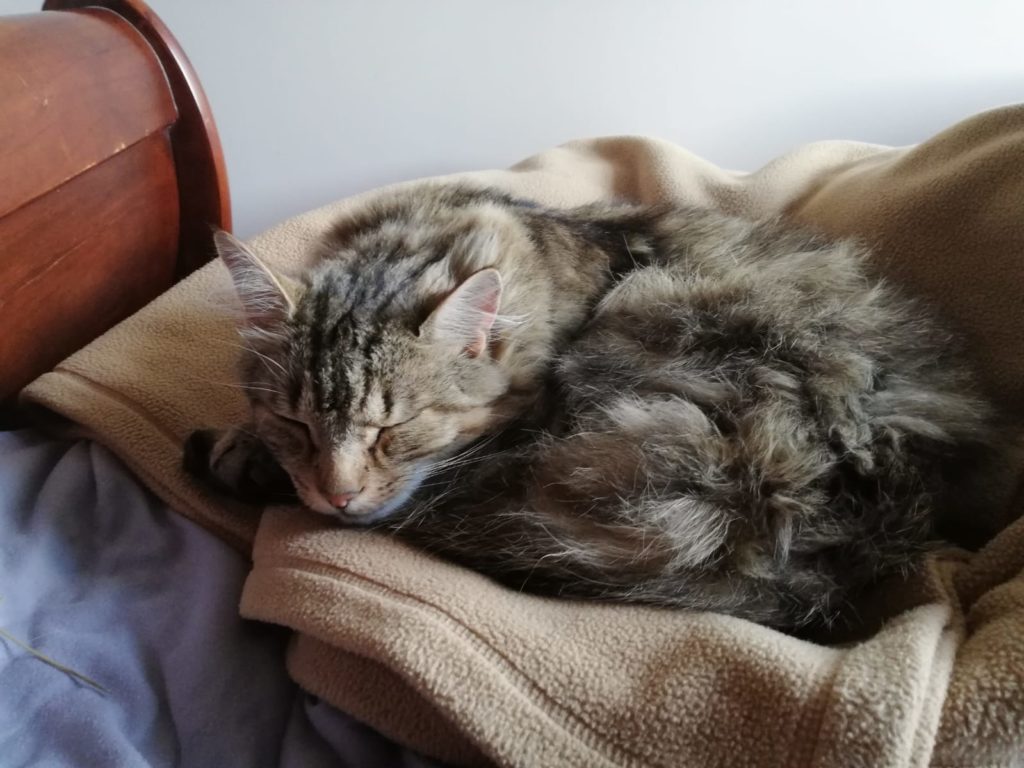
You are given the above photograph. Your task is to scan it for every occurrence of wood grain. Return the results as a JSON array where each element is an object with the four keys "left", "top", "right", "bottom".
[
  {"left": 0, "top": 134, "right": 179, "bottom": 402},
  {"left": 44, "top": 0, "right": 233, "bottom": 276},
  {"left": 0, "top": 10, "right": 176, "bottom": 220},
  {"left": 0, "top": 0, "right": 232, "bottom": 406}
]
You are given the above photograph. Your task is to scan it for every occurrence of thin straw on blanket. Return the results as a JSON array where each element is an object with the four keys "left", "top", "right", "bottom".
[{"left": 0, "top": 597, "right": 108, "bottom": 694}]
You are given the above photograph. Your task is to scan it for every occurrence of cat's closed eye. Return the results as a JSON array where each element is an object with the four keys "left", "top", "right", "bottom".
[
  {"left": 373, "top": 427, "right": 392, "bottom": 453},
  {"left": 369, "top": 413, "right": 422, "bottom": 432},
  {"left": 370, "top": 413, "right": 422, "bottom": 451},
  {"left": 198, "top": 183, "right": 1010, "bottom": 632}
]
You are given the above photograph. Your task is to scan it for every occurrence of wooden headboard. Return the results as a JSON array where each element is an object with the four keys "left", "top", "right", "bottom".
[{"left": 0, "top": 0, "right": 230, "bottom": 404}]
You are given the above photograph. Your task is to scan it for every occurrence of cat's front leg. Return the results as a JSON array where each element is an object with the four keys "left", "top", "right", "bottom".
[{"left": 183, "top": 425, "right": 295, "bottom": 504}]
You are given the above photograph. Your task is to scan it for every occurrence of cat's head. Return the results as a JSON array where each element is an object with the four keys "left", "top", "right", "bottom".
[{"left": 214, "top": 230, "right": 509, "bottom": 523}]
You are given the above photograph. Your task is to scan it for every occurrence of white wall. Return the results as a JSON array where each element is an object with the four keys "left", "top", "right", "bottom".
[{"left": 4, "top": 0, "right": 1023, "bottom": 237}]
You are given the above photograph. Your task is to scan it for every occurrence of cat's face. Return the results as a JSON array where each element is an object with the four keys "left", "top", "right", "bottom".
[{"left": 215, "top": 231, "right": 508, "bottom": 523}]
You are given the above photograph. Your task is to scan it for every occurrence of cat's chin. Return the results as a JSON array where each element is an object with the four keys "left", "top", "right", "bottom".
[
  {"left": 328, "top": 507, "right": 398, "bottom": 526},
  {"left": 316, "top": 466, "right": 429, "bottom": 527}
]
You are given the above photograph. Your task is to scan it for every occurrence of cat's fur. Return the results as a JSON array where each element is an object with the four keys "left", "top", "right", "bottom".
[{"left": 187, "top": 185, "right": 1005, "bottom": 630}]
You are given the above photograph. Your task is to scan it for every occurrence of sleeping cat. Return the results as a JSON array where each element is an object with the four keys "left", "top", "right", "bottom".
[{"left": 185, "top": 184, "right": 1007, "bottom": 630}]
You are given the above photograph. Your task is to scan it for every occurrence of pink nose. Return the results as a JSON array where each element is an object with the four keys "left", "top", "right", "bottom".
[{"left": 326, "top": 491, "right": 359, "bottom": 509}]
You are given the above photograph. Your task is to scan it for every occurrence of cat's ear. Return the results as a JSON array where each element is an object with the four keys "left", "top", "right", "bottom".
[
  {"left": 214, "top": 230, "right": 299, "bottom": 325},
  {"left": 420, "top": 268, "right": 503, "bottom": 358}
]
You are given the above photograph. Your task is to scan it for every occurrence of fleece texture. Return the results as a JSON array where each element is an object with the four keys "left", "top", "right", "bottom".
[{"left": 21, "top": 106, "right": 1024, "bottom": 767}]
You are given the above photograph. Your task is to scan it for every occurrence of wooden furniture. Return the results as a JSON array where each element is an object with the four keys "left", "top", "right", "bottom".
[{"left": 0, "top": 0, "right": 230, "bottom": 404}]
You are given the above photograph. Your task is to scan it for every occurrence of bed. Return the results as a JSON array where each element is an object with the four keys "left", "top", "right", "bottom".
[
  {"left": 0, "top": 2, "right": 440, "bottom": 765},
  {"left": 5, "top": 3, "right": 1024, "bottom": 767}
]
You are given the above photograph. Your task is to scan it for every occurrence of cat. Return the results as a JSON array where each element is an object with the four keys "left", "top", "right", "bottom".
[{"left": 185, "top": 184, "right": 1008, "bottom": 631}]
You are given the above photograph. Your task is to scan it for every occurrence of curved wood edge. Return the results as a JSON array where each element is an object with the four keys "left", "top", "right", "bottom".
[
  {"left": 0, "top": 11, "right": 177, "bottom": 220},
  {"left": 43, "top": 0, "right": 232, "bottom": 277}
]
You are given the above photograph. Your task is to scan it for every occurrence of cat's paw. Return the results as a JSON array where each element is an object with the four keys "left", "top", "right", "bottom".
[{"left": 183, "top": 426, "right": 296, "bottom": 505}]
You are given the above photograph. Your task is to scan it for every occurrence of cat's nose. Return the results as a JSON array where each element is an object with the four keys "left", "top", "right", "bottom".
[{"left": 326, "top": 490, "right": 360, "bottom": 509}]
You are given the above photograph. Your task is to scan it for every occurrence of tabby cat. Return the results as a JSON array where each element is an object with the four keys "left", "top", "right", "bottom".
[{"left": 185, "top": 185, "right": 1005, "bottom": 630}]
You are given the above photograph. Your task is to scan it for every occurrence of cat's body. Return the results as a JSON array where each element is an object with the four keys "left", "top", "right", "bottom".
[{"left": 188, "top": 185, "right": 1003, "bottom": 630}]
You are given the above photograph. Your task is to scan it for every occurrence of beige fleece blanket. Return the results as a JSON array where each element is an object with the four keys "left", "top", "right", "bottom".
[{"left": 22, "top": 106, "right": 1024, "bottom": 767}]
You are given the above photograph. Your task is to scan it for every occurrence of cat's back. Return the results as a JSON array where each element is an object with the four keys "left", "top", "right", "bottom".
[
  {"left": 306, "top": 185, "right": 646, "bottom": 341},
  {"left": 319, "top": 185, "right": 535, "bottom": 269}
]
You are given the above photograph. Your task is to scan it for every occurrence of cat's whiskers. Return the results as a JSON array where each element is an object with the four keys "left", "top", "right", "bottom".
[
  {"left": 183, "top": 373, "right": 282, "bottom": 397},
  {"left": 239, "top": 325, "right": 290, "bottom": 349},
  {"left": 417, "top": 436, "right": 501, "bottom": 475},
  {"left": 210, "top": 338, "right": 289, "bottom": 377},
  {"left": 237, "top": 384, "right": 284, "bottom": 397},
  {"left": 204, "top": 379, "right": 285, "bottom": 398},
  {"left": 190, "top": 183, "right": 992, "bottom": 632},
  {"left": 420, "top": 452, "right": 495, "bottom": 475}
]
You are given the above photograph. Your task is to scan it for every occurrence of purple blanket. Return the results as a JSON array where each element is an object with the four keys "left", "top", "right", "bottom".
[{"left": 0, "top": 429, "right": 440, "bottom": 768}]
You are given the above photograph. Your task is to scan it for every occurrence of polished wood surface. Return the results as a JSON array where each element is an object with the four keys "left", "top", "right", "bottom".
[
  {"left": 0, "top": 11, "right": 177, "bottom": 220},
  {"left": 0, "top": 134, "right": 179, "bottom": 390},
  {"left": 0, "top": 0, "right": 231, "bottom": 404},
  {"left": 44, "top": 0, "right": 232, "bottom": 276}
]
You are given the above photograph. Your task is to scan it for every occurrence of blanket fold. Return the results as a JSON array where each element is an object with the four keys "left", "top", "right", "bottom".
[{"left": 22, "top": 105, "right": 1024, "bottom": 766}]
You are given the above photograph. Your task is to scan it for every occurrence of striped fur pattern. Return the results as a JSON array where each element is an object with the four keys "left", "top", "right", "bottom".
[{"left": 188, "top": 185, "right": 1001, "bottom": 630}]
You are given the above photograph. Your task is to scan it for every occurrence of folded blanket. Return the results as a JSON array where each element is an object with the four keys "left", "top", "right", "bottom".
[{"left": 22, "top": 106, "right": 1024, "bottom": 767}]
